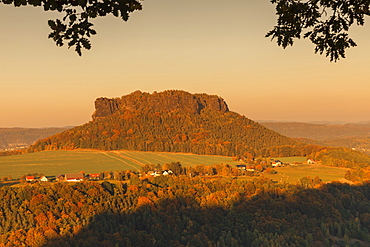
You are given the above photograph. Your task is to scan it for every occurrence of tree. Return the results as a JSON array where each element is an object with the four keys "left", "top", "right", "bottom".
[
  {"left": 268, "top": 0, "right": 370, "bottom": 61},
  {"left": 162, "top": 162, "right": 183, "bottom": 175},
  {"left": 1, "top": 0, "right": 142, "bottom": 55}
]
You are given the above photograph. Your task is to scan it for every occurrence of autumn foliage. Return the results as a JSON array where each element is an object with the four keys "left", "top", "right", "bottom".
[{"left": 0, "top": 175, "right": 370, "bottom": 246}]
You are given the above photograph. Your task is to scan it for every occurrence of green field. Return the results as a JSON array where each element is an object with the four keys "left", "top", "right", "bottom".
[
  {"left": 265, "top": 164, "right": 350, "bottom": 183},
  {"left": 0, "top": 150, "right": 350, "bottom": 183},
  {"left": 0, "top": 150, "right": 243, "bottom": 178}
]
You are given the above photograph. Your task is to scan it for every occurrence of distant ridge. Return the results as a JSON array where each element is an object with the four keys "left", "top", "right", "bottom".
[
  {"left": 261, "top": 121, "right": 370, "bottom": 155},
  {"left": 28, "top": 90, "right": 305, "bottom": 157},
  {"left": 0, "top": 127, "right": 70, "bottom": 151},
  {"left": 261, "top": 122, "right": 370, "bottom": 141},
  {"left": 259, "top": 120, "right": 370, "bottom": 125}
]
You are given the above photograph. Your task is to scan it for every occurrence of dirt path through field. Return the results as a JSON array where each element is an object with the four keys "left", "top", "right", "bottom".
[
  {"left": 101, "top": 152, "right": 141, "bottom": 170},
  {"left": 110, "top": 151, "right": 145, "bottom": 168}
]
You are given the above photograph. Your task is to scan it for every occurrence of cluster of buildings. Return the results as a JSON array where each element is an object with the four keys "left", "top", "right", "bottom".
[
  {"left": 146, "top": 170, "right": 174, "bottom": 177},
  {"left": 56, "top": 173, "right": 102, "bottom": 182},
  {"left": 25, "top": 175, "right": 49, "bottom": 182},
  {"left": 25, "top": 173, "right": 102, "bottom": 183},
  {"left": 235, "top": 159, "right": 285, "bottom": 172},
  {"left": 24, "top": 159, "right": 317, "bottom": 183},
  {"left": 24, "top": 170, "right": 177, "bottom": 183},
  {"left": 235, "top": 158, "right": 317, "bottom": 173}
]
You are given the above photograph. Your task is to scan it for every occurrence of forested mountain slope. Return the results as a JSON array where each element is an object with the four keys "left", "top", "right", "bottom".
[{"left": 28, "top": 90, "right": 305, "bottom": 157}]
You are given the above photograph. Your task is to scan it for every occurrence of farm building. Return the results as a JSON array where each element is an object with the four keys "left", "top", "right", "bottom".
[
  {"left": 162, "top": 170, "right": 174, "bottom": 176},
  {"left": 272, "top": 160, "right": 283, "bottom": 167},
  {"left": 147, "top": 170, "right": 174, "bottom": 176},
  {"left": 307, "top": 159, "right": 316, "bottom": 164},
  {"left": 147, "top": 171, "right": 162, "bottom": 177},
  {"left": 246, "top": 165, "right": 255, "bottom": 172},
  {"left": 25, "top": 176, "right": 35, "bottom": 182},
  {"left": 236, "top": 165, "right": 246, "bottom": 170},
  {"left": 65, "top": 173, "right": 84, "bottom": 182},
  {"left": 56, "top": 175, "right": 65, "bottom": 182},
  {"left": 88, "top": 173, "right": 101, "bottom": 180}
]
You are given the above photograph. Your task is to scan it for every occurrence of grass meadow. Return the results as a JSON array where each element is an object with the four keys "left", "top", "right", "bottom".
[
  {"left": 0, "top": 150, "right": 349, "bottom": 183},
  {"left": 0, "top": 150, "right": 243, "bottom": 179},
  {"left": 265, "top": 164, "right": 350, "bottom": 183}
]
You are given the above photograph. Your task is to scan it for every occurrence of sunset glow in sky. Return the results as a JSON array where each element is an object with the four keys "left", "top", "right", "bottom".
[{"left": 1, "top": 0, "right": 370, "bottom": 127}]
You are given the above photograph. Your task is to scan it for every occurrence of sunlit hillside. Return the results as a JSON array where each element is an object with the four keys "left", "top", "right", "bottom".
[{"left": 0, "top": 149, "right": 245, "bottom": 179}]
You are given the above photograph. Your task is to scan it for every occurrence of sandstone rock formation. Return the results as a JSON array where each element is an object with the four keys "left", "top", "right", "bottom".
[{"left": 92, "top": 90, "right": 229, "bottom": 121}]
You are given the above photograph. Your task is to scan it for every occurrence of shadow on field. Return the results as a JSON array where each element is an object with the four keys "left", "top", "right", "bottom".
[
  {"left": 0, "top": 181, "right": 19, "bottom": 187},
  {"left": 40, "top": 182, "right": 370, "bottom": 247}
]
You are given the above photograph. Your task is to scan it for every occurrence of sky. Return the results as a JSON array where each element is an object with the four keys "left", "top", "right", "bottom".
[{"left": 1, "top": 0, "right": 370, "bottom": 128}]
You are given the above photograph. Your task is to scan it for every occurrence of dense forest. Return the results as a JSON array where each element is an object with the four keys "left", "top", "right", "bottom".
[
  {"left": 1, "top": 174, "right": 370, "bottom": 246},
  {"left": 28, "top": 108, "right": 305, "bottom": 158}
]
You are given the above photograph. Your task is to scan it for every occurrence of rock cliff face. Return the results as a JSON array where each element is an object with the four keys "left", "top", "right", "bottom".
[
  {"left": 92, "top": 90, "right": 229, "bottom": 121},
  {"left": 92, "top": 98, "right": 120, "bottom": 121}
]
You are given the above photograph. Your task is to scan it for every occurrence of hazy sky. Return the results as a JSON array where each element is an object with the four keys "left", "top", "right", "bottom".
[{"left": 1, "top": 0, "right": 370, "bottom": 127}]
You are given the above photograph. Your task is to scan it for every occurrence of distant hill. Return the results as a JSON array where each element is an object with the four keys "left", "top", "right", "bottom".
[
  {"left": 28, "top": 90, "right": 306, "bottom": 158},
  {"left": 261, "top": 122, "right": 370, "bottom": 141},
  {"left": 0, "top": 127, "right": 71, "bottom": 151},
  {"left": 261, "top": 122, "right": 370, "bottom": 155}
]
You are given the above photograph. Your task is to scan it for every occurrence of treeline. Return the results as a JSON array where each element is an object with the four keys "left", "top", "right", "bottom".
[
  {"left": 140, "top": 162, "right": 275, "bottom": 177},
  {"left": 324, "top": 137, "right": 370, "bottom": 155},
  {"left": 1, "top": 176, "right": 370, "bottom": 246},
  {"left": 0, "top": 150, "right": 23, "bottom": 157},
  {"left": 310, "top": 147, "right": 370, "bottom": 169},
  {"left": 309, "top": 148, "right": 370, "bottom": 182},
  {"left": 28, "top": 108, "right": 307, "bottom": 157}
]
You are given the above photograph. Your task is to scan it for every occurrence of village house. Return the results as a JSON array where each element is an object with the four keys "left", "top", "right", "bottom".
[
  {"left": 65, "top": 173, "right": 84, "bottom": 182},
  {"left": 246, "top": 165, "right": 255, "bottom": 172},
  {"left": 272, "top": 160, "right": 283, "bottom": 167},
  {"left": 236, "top": 165, "right": 246, "bottom": 170},
  {"left": 25, "top": 176, "right": 35, "bottom": 182},
  {"left": 39, "top": 176, "right": 48, "bottom": 182},
  {"left": 56, "top": 175, "right": 65, "bottom": 182},
  {"left": 87, "top": 173, "right": 101, "bottom": 180},
  {"left": 162, "top": 170, "right": 174, "bottom": 176},
  {"left": 307, "top": 159, "right": 316, "bottom": 164},
  {"left": 147, "top": 171, "right": 159, "bottom": 176},
  {"left": 147, "top": 170, "right": 174, "bottom": 176}
]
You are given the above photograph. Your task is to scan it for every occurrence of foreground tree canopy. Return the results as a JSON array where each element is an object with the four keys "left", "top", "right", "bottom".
[
  {"left": 1, "top": 0, "right": 369, "bottom": 60},
  {"left": 1, "top": 176, "right": 370, "bottom": 246},
  {"left": 267, "top": 0, "right": 370, "bottom": 61},
  {"left": 1, "top": 0, "right": 142, "bottom": 55}
]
